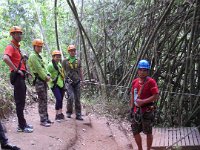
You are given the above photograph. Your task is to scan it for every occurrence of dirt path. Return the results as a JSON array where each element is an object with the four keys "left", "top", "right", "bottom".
[
  {"left": 69, "top": 114, "right": 134, "bottom": 150},
  {"left": 2, "top": 103, "right": 141, "bottom": 150}
]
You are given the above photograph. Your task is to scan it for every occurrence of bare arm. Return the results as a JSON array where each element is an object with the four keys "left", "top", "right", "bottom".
[
  {"left": 3, "top": 54, "right": 24, "bottom": 76},
  {"left": 3, "top": 55, "right": 18, "bottom": 71},
  {"left": 136, "top": 94, "right": 159, "bottom": 107}
]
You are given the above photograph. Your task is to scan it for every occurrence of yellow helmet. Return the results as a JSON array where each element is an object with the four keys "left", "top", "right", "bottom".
[
  {"left": 10, "top": 26, "right": 23, "bottom": 34},
  {"left": 32, "top": 39, "right": 44, "bottom": 47},
  {"left": 52, "top": 50, "right": 61, "bottom": 56},
  {"left": 67, "top": 45, "right": 76, "bottom": 51}
]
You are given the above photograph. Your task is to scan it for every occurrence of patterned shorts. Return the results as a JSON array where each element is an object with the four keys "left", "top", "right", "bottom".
[{"left": 131, "top": 111, "right": 154, "bottom": 135}]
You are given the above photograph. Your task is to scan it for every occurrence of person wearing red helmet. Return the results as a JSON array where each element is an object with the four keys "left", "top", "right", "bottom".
[
  {"left": 47, "top": 50, "right": 65, "bottom": 121},
  {"left": 130, "top": 59, "right": 159, "bottom": 150},
  {"left": 3, "top": 26, "right": 33, "bottom": 133}
]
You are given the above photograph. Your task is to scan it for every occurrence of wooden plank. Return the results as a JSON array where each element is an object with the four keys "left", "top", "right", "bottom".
[
  {"left": 164, "top": 128, "right": 168, "bottom": 146},
  {"left": 193, "top": 127, "right": 200, "bottom": 145},
  {"left": 152, "top": 128, "right": 166, "bottom": 148},
  {"left": 190, "top": 127, "right": 199, "bottom": 146},
  {"left": 168, "top": 128, "right": 173, "bottom": 147},
  {"left": 188, "top": 127, "right": 194, "bottom": 146},
  {"left": 159, "top": 128, "right": 163, "bottom": 146},
  {"left": 174, "top": 128, "right": 178, "bottom": 146},
  {"left": 155, "top": 128, "right": 161, "bottom": 146},
  {"left": 152, "top": 127, "right": 200, "bottom": 149},
  {"left": 173, "top": 128, "right": 178, "bottom": 147},
  {"left": 176, "top": 128, "right": 182, "bottom": 146},
  {"left": 152, "top": 128, "right": 158, "bottom": 146},
  {"left": 180, "top": 127, "right": 186, "bottom": 146},
  {"left": 184, "top": 127, "right": 190, "bottom": 146}
]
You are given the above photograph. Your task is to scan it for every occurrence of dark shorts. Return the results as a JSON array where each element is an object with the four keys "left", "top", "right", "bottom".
[{"left": 131, "top": 111, "right": 154, "bottom": 135}]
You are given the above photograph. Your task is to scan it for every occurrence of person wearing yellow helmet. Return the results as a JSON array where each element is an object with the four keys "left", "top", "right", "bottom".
[
  {"left": 28, "top": 39, "right": 52, "bottom": 127},
  {"left": 3, "top": 26, "right": 33, "bottom": 133},
  {"left": 62, "top": 45, "right": 84, "bottom": 120},
  {"left": 47, "top": 50, "right": 65, "bottom": 121}
]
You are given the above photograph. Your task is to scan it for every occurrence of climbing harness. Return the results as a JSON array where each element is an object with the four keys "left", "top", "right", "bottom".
[{"left": 68, "top": 58, "right": 78, "bottom": 69}]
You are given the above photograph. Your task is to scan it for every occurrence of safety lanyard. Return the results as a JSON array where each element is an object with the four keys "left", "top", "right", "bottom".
[
  {"left": 137, "top": 77, "right": 148, "bottom": 99},
  {"left": 68, "top": 59, "right": 78, "bottom": 69},
  {"left": 10, "top": 42, "right": 24, "bottom": 70}
]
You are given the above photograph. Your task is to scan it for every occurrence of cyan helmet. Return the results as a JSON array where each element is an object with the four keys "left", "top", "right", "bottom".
[{"left": 137, "top": 59, "right": 150, "bottom": 69}]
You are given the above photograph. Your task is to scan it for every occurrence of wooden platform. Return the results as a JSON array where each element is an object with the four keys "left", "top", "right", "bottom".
[{"left": 152, "top": 127, "right": 200, "bottom": 150}]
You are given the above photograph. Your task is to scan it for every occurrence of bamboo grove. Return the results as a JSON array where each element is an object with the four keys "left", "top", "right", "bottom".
[{"left": 66, "top": 0, "right": 200, "bottom": 127}]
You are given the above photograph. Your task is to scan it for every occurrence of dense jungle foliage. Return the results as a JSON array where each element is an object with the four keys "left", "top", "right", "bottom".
[{"left": 0, "top": 0, "right": 199, "bottom": 127}]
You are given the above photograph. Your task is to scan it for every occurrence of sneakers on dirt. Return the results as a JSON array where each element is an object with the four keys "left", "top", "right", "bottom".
[
  {"left": 25, "top": 124, "right": 33, "bottom": 129},
  {"left": 17, "top": 126, "right": 33, "bottom": 133},
  {"left": 55, "top": 115, "right": 61, "bottom": 122},
  {"left": 55, "top": 113, "right": 65, "bottom": 122},
  {"left": 60, "top": 113, "right": 65, "bottom": 120},
  {"left": 40, "top": 121, "right": 51, "bottom": 127},
  {"left": 1, "top": 143, "right": 21, "bottom": 150},
  {"left": 76, "top": 115, "right": 83, "bottom": 121},
  {"left": 47, "top": 119, "right": 54, "bottom": 124},
  {"left": 66, "top": 113, "right": 71, "bottom": 118}
]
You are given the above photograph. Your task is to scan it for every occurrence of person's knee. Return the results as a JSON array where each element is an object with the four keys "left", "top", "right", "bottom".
[{"left": 133, "top": 133, "right": 141, "bottom": 138}]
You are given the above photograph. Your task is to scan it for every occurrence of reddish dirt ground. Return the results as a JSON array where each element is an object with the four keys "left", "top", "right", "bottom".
[{"left": 2, "top": 103, "right": 147, "bottom": 150}]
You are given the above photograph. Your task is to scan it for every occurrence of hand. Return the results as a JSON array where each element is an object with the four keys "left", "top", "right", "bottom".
[
  {"left": 135, "top": 99, "right": 145, "bottom": 107},
  {"left": 17, "top": 70, "right": 24, "bottom": 77},
  {"left": 46, "top": 76, "right": 51, "bottom": 82},
  {"left": 26, "top": 71, "right": 32, "bottom": 78}
]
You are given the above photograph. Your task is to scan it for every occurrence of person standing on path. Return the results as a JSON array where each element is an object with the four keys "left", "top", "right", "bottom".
[
  {"left": 130, "top": 59, "right": 159, "bottom": 150},
  {"left": 47, "top": 50, "right": 65, "bottom": 121},
  {"left": 28, "top": 39, "right": 52, "bottom": 127},
  {"left": 3, "top": 26, "right": 33, "bottom": 133},
  {"left": 0, "top": 121, "right": 21, "bottom": 150},
  {"left": 62, "top": 45, "right": 84, "bottom": 120}
]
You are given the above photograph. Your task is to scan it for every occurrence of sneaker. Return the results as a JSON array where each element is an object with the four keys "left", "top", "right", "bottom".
[
  {"left": 76, "top": 115, "right": 83, "bottom": 121},
  {"left": 47, "top": 119, "right": 54, "bottom": 124},
  {"left": 40, "top": 121, "right": 51, "bottom": 127},
  {"left": 60, "top": 113, "right": 65, "bottom": 120},
  {"left": 55, "top": 115, "right": 61, "bottom": 122},
  {"left": 66, "top": 113, "right": 71, "bottom": 118},
  {"left": 17, "top": 126, "right": 33, "bottom": 133},
  {"left": 1, "top": 143, "right": 21, "bottom": 150},
  {"left": 25, "top": 124, "right": 33, "bottom": 129}
]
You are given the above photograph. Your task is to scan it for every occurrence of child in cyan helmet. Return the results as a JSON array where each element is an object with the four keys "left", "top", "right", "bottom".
[
  {"left": 130, "top": 59, "right": 159, "bottom": 150},
  {"left": 47, "top": 50, "right": 65, "bottom": 121}
]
